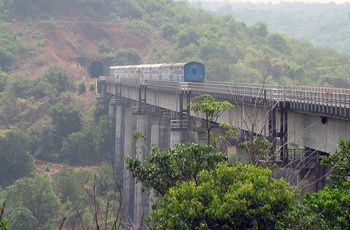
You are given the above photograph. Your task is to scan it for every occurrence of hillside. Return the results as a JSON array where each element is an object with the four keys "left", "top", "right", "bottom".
[
  {"left": 2, "top": 0, "right": 350, "bottom": 87},
  {"left": 9, "top": 20, "right": 150, "bottom": 80},
  {"left": 198, "top": 1, "right": 350, "bottom": 57}
]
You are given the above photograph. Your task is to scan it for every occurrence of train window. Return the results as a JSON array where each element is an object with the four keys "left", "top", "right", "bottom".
[{"left": 192, "top": 68, "right": 196, "bottom": 74}]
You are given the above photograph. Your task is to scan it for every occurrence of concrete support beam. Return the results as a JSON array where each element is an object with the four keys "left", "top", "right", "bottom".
[
  {"left": 122, "top": 106, "right": 135, "bottom": 225},
  {"left": 115, "top": 104, "right": 125, "bottom": 170},
  {"left": 297, "top": 148, "right": 329, "bottom": 194},
  {"left": 133, "top": 114, "right": 149, "bottom": 228}
]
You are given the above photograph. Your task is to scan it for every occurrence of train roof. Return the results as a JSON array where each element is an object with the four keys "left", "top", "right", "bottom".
[{"left": 109, "top": 62, "right": 203, "bottom": 70}]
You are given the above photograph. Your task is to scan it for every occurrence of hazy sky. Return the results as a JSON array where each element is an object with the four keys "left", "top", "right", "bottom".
[{"left": 200, "top": 0, "right": 350, "bottom": 3}]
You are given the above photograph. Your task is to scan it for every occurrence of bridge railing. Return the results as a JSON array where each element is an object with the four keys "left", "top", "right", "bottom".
[{"left": 99, "top": 77, "right": 350, "bottom": 109}]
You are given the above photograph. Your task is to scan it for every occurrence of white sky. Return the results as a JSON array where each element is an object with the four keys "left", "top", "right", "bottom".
[{"left": 198, "top": 0, "right": 350, "bottom": 4}]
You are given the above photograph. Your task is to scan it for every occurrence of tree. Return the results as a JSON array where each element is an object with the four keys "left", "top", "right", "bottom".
[
  {"left": 58, "top": 163, "right": 122, "bottom": 230},
  {"left": 77, "top": 81, "right": 86, "bottom": 94},
  {"left": 0, "top": 129, "right": 35, "bottom": 187},
  {"left": 95, "top": 115, "right": 116, "bottom": 163},
  {"left": 238, "top": 136, "right": 274, "bottom": 166},
  {"left": 302, "top": 187, "right": 350, "bottom": 229},
  {"left": 114, "top": 48, "right": 142, "bottom": 65},
  {"left": 322, "top": 138, "right": 350, "bottom": 189},
  {"left": 43, "top": 66, "right": 73, "bottom": 94},
  {"left": 188, "top": 94, "right": 235, "bottom": 145},
  {"left": 301, "top": 139, "right": 350, "bottom": 229},
  {"left": 0, "top": 218, "right": 8, "bottom": 230},
  {"left": 11, "top": 77, "right": 33, "bottom": 99},
  {"left": 0, "top": 202, "right": 9, "bottom": 230},
  {"left": 148, "top": 162, "right": 298, "bottom": 229},
  {"left": 61, "top": 127, "right": 97, "bottom": 164},
  {"left": 177, "top": 27, "right": 199, "bottom": 48},
  {"left": 5, "top": 174, "right": 61, "bottom": 230},
  {"left": 31, "top": 77, "right": 57, "bottom": 99},
  {"left": 48, "top": 103, "right": 83, "bottom": 140},
  {"left": 0, "top": 72, "right": 9, "bottom": 93},
  {"left": 124, "top": 142, "right": 227, "bottom": 196},
  {"left": 161, "top": 23, "right": 178, "bottom": 42},
  {"left": 0, "top": 48, "right": 13, "bottom": 72},
  {"left": 265, "top": 33, "right": 289, "bottom": 54}
]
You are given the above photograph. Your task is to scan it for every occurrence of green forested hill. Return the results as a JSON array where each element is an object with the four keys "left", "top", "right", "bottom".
[
  {"left": 1, "top": 0, "right": 350, "bottom": 87},
  {"left": 199, "top": 1, "right": 350, "bottom": 57},
  {"left": 1, "top": 1, "right": 350, "bottom": 229}
]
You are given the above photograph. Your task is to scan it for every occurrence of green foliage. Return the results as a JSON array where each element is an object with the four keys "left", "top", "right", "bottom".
[
  {"left": 0, "top": 48, "right": 13, "bottom": 72},
  {"left": 7, "top": 207, "right": 39, "bottom": 230},
  {"left": 58, "top": 163, "right": 121, "bottom": 229},
  {"left": 98, "top": 40, "right": 111, "bottom": 54},
  {"left": 77, "top": 81, "right": 86, "bottom": 94},
  {"left": 149, "top": 162, "right": 298, "bottom": 229},
  {"left": 114, "top": 48, "right": 142, "bottom": 65},
  {"left": 0, "top": 218, "right": 9, "bottom": 230},
  {"left": 0, "top": 72, "right": 9, "bottom": 93},
  {"left": 301, "top": 139, "right": 350, "bottom": 229},
  {"left": 188, "top": 94, "right": 234, "bottom": 145},
  {"left": 5, "top": 174, "right": 61, "bottom": 230},
  {"left": 265, "top": 33, "right": 289, "bottom": 54},
  {"left": 42, "top": 103, "right": 83, "bottom": 159},
  {"left": 238, "top": 136, "right": 274, "bottom": 166},
  {"left": 31, "top": 76, "right": 57, "bottom": 99},
  {"left": 0, "top": 129, "right": 35, "bottom": 187},
  {"left": 61, "top": 127, "right": 97, "bottom": 164},
  {"left": 221, "top": 2, "right": 350, "bottom": 56},
  {"left": 43, "top": 66, "right": 73, "bottom": 94},
  {"left": 250, "top": 21, "right": 268, "bottom": 37},
  {"left": 124, "top": 142, "right": 227, "bottom": 196},
  {"left": 11, "top": 77, "right": 32, "bottom": 99},
  {"left": 48, "top": 103, "right": 83, "bottom": 140},
  {"left": 89, "top": 82, "right": 96, "bottom": 92},
  {"left": 161, "top": 23, "right": 178, "bottom": 42},
  {"left": 95, "top": 116, "right": 116, "bottom": 162},
  {"left": 321, "top": 138, "right": 350, "bottom": 189},
  {"left": 302, "top": 187, "right": 350, "bottom": 229},
  {"left": 177, "top": 27, "right": 200, "bottom": 49},
  {"left": 34, "top": 125, "right": 58, "bottom": 161},
  {"left": 54, "top": 167, "right": 92, "bottom": 204},
  {"left": 0, "top": 202, "right": 9, "bottom": 230}
]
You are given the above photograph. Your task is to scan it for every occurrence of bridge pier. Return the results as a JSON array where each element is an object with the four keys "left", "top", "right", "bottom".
[
  {"left": 96, "top": 78, "right": 350, "bottom": 226},
  {"left": 297, "top": 147, "right": 329, "bottom": 194},
  {"left": 122, "top": 105, "right": 135, "bottom": 226}
]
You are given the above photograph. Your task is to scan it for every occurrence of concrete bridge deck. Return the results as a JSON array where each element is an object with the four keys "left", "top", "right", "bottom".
[{"left": 97, "top": 77, "right": 350, "bottom": 228}]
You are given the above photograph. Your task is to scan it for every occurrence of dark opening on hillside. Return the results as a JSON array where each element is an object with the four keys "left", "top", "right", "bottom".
[{"left": 89, "top": 60, "right": 104, "bottom": 78}]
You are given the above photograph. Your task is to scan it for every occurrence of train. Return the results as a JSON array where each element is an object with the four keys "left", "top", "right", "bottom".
[{"left": 109, "top": 62, "right": 205, "bottom": 82}]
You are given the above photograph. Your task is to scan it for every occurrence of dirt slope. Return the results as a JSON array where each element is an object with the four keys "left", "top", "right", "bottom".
[{"left": 10, "top": 20, "right": 149, "bottom": 80}]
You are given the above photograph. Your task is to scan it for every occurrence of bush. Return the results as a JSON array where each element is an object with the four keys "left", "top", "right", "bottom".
[
  {"left": 89, "top": 82, "right": 96, "bottom": 92},
  {"left": 77, "top": 81, "right": 86, "bottom": 94}
]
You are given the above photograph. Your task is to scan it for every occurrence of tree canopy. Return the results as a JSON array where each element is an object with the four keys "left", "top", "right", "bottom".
[
  {"left": 0, "top": 129, "right": 35, "bottom": 187},
  {"left": 124, "top": 142, "right": 227, "bottom": 196},
  {"left": 148, "top": 162, "right": 298, "bottom": 229}
]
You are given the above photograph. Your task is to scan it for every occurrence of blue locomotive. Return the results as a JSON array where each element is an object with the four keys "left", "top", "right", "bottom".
[{"left": 109, "top": 62, "right": 205, "bottom": 82}]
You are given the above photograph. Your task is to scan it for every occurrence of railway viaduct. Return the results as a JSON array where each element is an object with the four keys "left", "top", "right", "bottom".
[{"left": 97, "top": 77, "right": 350, "bottom": 228}]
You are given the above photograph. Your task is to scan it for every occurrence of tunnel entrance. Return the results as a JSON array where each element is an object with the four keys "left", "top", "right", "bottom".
[{"left": 89, "top": 60, "right": 104, "bottom": 78}]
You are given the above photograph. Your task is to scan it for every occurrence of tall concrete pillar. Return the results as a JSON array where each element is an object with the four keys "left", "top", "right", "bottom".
[
  {"left": 122, "top": 105, "right": 135, "bottom": 225},
  {"left": 148, "top": 113, "right": 163, "bottom": 214},
  {"left": 108, "top": 97, "right": 116, "bottom": 117},
  {"left": 115, "top": 104, "right": 125, "bottom": 171},
  {"left": 158, "top": 115, "right": 170, "bottom": 149},
  {"left": 170, "top": 130, "right": 182, "bottom": 148},
  {"left": 297, "top": 148, "right": 329, "bottom": 194},
  {"left": 134, "top": 114, "right": 149, "bottom": 228}
]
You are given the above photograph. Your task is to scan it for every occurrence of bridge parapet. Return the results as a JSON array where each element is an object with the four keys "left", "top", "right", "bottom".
[{"left": 98, "top": 77, "right": 350, "bottom": 118}]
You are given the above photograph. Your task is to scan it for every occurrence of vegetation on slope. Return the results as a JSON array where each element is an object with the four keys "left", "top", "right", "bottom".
[
  {"left": 1, "top": 0, "right": 350, "bottom": 86},
  {"left": 0, "top": 0, "right": 350, "bottom": 229},
  {"left": 201, "top": 1, "right": 350, "bottom": 57}
]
